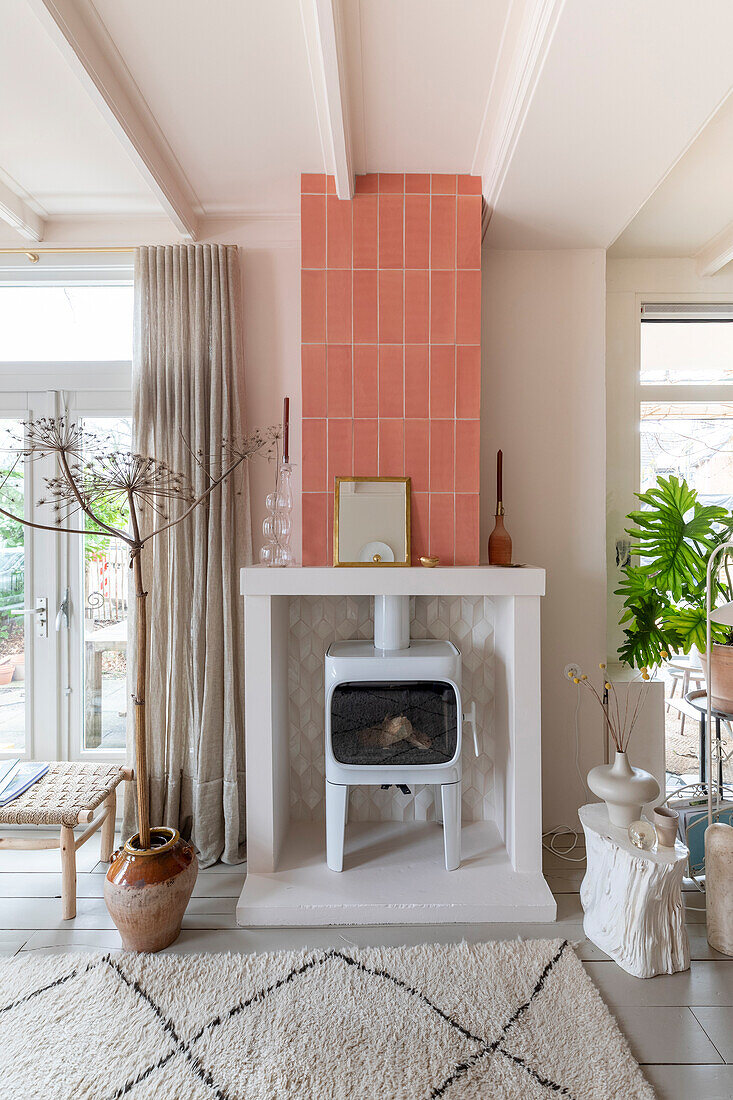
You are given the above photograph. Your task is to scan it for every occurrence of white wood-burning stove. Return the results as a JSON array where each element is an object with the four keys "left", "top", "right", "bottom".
[{"left": 325, "top": 594, "right": 474, "bottom": 871}]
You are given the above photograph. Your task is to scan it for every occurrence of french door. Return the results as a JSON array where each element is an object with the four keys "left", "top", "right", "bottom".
[{"left": 0, "top": 388, "right": 131, "bottom": 765}]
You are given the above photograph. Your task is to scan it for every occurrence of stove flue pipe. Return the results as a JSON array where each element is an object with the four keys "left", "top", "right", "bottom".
[{"left": 373, "top": 594, "right": 410, "bottom": 651}]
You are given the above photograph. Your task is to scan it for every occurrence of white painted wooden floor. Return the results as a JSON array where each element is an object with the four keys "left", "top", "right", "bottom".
[{"left": 1, "top": 834, "right": 732, "bottom": 1100}]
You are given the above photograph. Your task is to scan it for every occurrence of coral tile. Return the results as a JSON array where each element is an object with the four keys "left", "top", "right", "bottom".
[
  {"left": 456, "top": 346, "right": 481, "bottom": 419},
  {"left": 430, "top": 195, "right": 456, "bottom": 269},
  {"left": 405, "top": 174, "right": 430, "bottom": 194},
  {"left": 455, "top": 419, "right": 480, "bottom": 492},
  {"left": 302, "top": 492, "right": 328, "bottom": 566},
  {"left": 430, "top": 346, "right": 455, "bottom": 419},
  {"left": 410, "top": 491, "right": 429, "bottom": 563},
  {"left": 353, "top": 346, "right": 378, "bottom": 417},
  {"left": 301, "top": 173, "right": 326, "bottom": 193},
  {"left": 378, "top": 270, "right": 403, "bottom": 343},
  {"left": 431, "top": 174, "right": 457, "bottom": 195},
  {"left": 327, "top": 493, "right": 335, "bottom": 565},
  {"left": 456, "top": 270, "right": 481, "bottom": 344},
  {"left": 429, "top": 493, "right": 455, "bottom": 563},
  {"left": 326, "top": 176, "right": 337, "bottom": 195},
  {"left": 404, "top": 269, "right": 429, "bottom": 343},
  {"left": 301, "top": 270, "right": 326, "bottom": 342},
  {"left": 327, "top": 196, "right": 352, "bottom": 268},
  {"left": 301, "top": 194, "right": 326, "bottom": 268},
  {"left": 378, "top": 345, "right": 404, "bottom": 418},
  {"left": 455, "top": 494, "right": 480, "bottom": 565},
  {"left": 379, "top": 195, "right": 404, "bottom": 268},
  {"left": 429, "top": 420, "right": 455, "bottom": 492},
  {"left": 457, "top": 175, "right": 483, "bottom": 195},
  {"left": 353, "top": 418, "right": 378, "bottom": 475},
  {"left": 353, "top": 194, "right": 378, "bottom": 268},
  {"left": 404, "top": 419, "right": 429, "bottom": 492},
  {"left": 404, "top": 345, "right": 429, "bottom": 418},
  {"left": 301, "top": 419, "right": 327, "bottom": 491},
  {"left": 326, "top": 270, "right": 352, "bottom": 343},
  {"left": 430, "top": 270, "right": 455, "bottom": 343},
  {"left": 301, "top": 344, "right": 327, "bottom": 418},
  {"left": 378, "top": 419, "right": 404, "bottom": 476},
  {"left": 404, "top": 195, "right": 430, "bottom": 268},
  {"left": 327, "top": 345, "right": 352, "bottom": 418},
  {"left": 379, "top": 173, "right": 404, "bottom": 193},
  {"left": 355, "top": 173, "right": 379, "bottom": 193},
  {"left": 328, "top": 418, "right": 353, "bottom": 485},
  {"left": 457, "top": 197, "right": 481, "bottom": 268},
  {"left": 353, "top": 269, "right": 378, "bottom": 343}
]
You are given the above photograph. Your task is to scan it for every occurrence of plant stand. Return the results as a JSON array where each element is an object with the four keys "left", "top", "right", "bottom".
[
  {"left": 579, "top": 802, "right": 690, "bottom": 978},
  {"left": 0, "top": 762, "right": 132, "bottom": 919}
]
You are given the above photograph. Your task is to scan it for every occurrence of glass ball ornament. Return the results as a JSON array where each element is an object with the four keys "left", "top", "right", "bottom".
[{"left": 627, "top": 819, "right": 656, "bottom": 851}]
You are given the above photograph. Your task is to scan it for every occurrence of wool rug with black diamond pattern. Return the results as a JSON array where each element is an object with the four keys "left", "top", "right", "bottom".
[{"left": 0, "top": 939, "right": 653, "bottom": 1099}]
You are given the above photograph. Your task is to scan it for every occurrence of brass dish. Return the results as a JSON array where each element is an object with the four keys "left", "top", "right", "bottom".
[{"left": 420, "top": 555, "right": 440, "bottom": 568}]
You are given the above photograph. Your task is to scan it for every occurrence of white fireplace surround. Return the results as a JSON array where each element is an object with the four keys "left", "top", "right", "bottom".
[{"left": 237, "top": 566, "right": 555, "bottom": 926}]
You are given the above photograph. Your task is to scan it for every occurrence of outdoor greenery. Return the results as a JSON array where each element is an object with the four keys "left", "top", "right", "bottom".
[{"left": 616, "top": 474, "right": 733, "bottom": 669}]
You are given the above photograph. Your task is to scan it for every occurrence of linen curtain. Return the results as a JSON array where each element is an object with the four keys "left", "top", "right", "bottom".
[{"left": 122, "top": 244, "right": 251, "bottom": 866}]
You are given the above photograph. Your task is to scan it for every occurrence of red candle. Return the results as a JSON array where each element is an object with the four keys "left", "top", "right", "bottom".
[
  {"left": 497, "top": 449, "right": 503, "bottom": 504},
  {"left": 282, "top": 396, "right": 290, "bottom": 464}
]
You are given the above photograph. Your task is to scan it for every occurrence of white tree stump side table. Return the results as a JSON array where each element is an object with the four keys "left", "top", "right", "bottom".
[{"left": 579, "top": 802, "right": 690, "bottom": 978}]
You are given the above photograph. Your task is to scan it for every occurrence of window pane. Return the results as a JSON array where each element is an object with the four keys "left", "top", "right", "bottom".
[
  {"left": 0, "top": 421, "right": 25, "bottom": 753},
  {"left": 0, "top": 286, "right": 133, "bottom": 362},
  {"left": 640, "top": 401, "right": 733, "bottom": 504},
  {"left": 83, "top": 417, "right": 131, "bottom": 751},
  {"left": 640, "top": 320, "right": 733, "bottom": 384}
]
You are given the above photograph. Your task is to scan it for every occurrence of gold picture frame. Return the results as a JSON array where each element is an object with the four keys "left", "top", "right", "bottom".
[{"left": 333, "top": 476, "right": 411, "bottom": 567}]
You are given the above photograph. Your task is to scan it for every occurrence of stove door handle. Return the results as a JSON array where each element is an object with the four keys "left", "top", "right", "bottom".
[{"left": 464, "top": 701, "right": 479, "bottom": 757}]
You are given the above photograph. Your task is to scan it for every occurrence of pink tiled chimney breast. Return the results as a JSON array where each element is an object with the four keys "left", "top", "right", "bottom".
[{"left": 301, "top": 173, "right": 482, "bottom": 565}]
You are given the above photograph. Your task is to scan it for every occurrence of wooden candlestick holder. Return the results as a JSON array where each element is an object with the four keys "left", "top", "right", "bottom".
[{"left": 488, "top": 502, "right": 512, "bottom": 566}]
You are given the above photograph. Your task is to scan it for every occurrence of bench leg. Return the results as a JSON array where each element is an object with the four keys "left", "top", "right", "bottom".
[
  {"left": 100, "top": 788, "right": 116, "bottom": 863},
  {"left": 60, "top": 825, "right": 76, "bottom": 920}
]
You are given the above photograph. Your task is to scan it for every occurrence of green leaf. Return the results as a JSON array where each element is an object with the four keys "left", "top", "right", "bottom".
[
  {"left": 616, "top": 591, "right": 678, "bottom": 670},
  {"left": 662, "top": 606, "right": 729, "bottom": 653},
  {"left": 625, "top": 474, "right": 733, "bottom": 600}
]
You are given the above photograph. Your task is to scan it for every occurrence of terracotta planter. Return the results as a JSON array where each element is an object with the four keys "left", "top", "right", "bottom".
[
  {"left": 700, "top": 645, "right": 733, "bottom": 713},
  {"left": 0, "top": 658, "right": 15, "bottom": 686},
  {"left": 104, "top": 827, "right": 197, "bottom": 952}
]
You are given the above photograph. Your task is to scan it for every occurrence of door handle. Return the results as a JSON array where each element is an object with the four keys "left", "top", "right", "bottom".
[
  {"left": 10, "top": 597, "right": 47, "bottom": 637},
  {"left": 55, "top": 588, "right": 70, "bottom": 632}
]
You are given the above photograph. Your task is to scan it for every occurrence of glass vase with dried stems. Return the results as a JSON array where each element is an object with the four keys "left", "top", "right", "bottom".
[
  {"left": 569, "top": 662, "right": 661, "bottom": 828},
  {"left": 0, "top": 417, "right": 278, "bottom": 949}
]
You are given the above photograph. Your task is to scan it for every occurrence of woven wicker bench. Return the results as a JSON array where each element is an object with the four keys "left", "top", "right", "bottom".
[{"left": 0, "top": 762, "right": 132, "bottom": 919}]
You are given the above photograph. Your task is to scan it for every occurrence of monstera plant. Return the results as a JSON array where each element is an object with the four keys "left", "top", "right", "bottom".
[{"left": 616, "top": 475, "right": 733, "bottom": 669}]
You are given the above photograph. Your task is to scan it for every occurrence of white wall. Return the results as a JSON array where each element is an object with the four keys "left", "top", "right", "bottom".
[{"left": 481, "top": 249, "right": 607, "bottom": 828}]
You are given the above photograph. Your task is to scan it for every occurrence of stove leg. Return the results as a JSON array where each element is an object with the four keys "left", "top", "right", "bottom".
[
  {"left": 344, "top": 788, "right": 349, "bottom": 827},
  {"left": 441, "top": 782, "right": 461, "bottom": 871},
  {"left": 434, "top": 785, "right": 443, "bottom": 824},
  {"left": 326, "top": 782, "right": 348, "bottom": 872}
]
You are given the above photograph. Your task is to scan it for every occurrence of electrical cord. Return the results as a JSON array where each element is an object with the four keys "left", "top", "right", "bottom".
[{"left": 542, "top": 683, "right": 588, "bottom": 863}]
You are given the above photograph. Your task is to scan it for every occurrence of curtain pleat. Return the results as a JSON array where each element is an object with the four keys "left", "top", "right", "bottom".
[{"left": 122, "top": 244, "right": 250, "bottom": 866}]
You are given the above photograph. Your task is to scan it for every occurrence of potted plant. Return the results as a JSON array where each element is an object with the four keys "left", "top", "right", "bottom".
[
  {"left": 616, "top": 474, "right": 733, "bottom": 709},
  {"left": 0, "top": 416, "right": 277, "bottom": 951}
]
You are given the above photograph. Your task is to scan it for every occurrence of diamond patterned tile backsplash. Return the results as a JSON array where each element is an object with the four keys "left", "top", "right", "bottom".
[{"left": 288, "top": 595, "right": 494, "bottom": 821}]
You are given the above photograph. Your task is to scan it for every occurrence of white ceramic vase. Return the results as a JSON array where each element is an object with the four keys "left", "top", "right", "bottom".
[{"left": 587, "top": 751, "right": 660, "bottom": 828}]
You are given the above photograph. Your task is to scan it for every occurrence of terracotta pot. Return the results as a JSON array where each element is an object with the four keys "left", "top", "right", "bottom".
[
  {"left": 104, "top": 827, "right": 197, "bottom": 952},
  {"left": 0, "top": 658, "right": 15, "bottom": 686},
  {"left": 700, "top": 645, "right": 733, "bottom": 713}
]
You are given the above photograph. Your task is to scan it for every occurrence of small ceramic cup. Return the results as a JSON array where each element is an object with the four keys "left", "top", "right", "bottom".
[{"left": 653, "top": 805, "right": 680, "bottom": 849}]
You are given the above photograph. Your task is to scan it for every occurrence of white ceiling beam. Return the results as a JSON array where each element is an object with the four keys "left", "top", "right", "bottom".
[
  {"left": 472, "top": 0, "right": 566, "bottom": 226},
  {"left": 27, "top": 0, "right": 198, "bottom": 239},
  {"left": 0, "top": 178, "right": 44, "bottom": 242},
  {"left": 300, "top": 0, "right": 354, "bottom": 200},
  {"left": 695, "top": 220, "right": 733, "bottom": 278}
]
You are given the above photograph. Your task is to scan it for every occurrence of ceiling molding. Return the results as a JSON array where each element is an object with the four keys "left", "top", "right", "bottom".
[
  {"left": 473, "top": 0, "right": 565, "bottom": 224},
  {"left": 695, "top": 220, "right": 733, "bottom": 278},
  {"left": 0, "top": 177, "right": 45, "bottom": 241},
  {"left": 26, "top": 0, "right": 199, "bottom": 239},
  {"left": 300, "top": 0, "right": 354, "bottom": 199}
]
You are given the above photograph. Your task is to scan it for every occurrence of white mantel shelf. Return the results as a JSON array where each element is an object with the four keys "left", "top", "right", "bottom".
[{"left": 241, "top": 564, "right": 545, "bottom": 597}]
